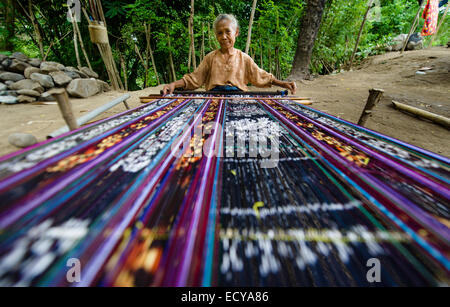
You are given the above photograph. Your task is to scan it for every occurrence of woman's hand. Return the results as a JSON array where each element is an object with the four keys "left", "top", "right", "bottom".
[
  {"left": 162, "top": 83, "right": 176, "bottom": 95},
  {"left": 272, "top": 79, "right": 297, "bottom": 95},
  {"left": 284, "top": 81, "right": 297, "bottom": 95}
]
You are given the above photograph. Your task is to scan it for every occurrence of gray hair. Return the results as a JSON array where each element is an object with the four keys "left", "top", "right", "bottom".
[{"left": 213, "top": 14, "right": 239, "bottom": 33}]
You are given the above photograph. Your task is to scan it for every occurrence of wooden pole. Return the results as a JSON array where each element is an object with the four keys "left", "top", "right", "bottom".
[
  {"left": 392, "top": 101, "right": 450, "bottom": 129},
  {"left": 401, "top": 4, "right": 424, "bottom": 54},
  {"left": 72, "top": 10, "right": 93, "bottom": 70},
  {"left": 428, "top": 3, "right": 450, "bottom": 48},
  {"left": 167, "top": 26, "right": 177, "bottom": 82},
  {"left": 49, "top": 88, "right": 79, "bottom": 131},
  {"left": 245, "top": 0, "right": 258, "bottom": 54},
  {"left": 189, "top": 0, "right": 197, "bottom": 69},
  {"left": 357, "top": 88, "right": 384, "bottom": 126},
  {"left": 28, "top": 0, "right": 44, "bottom": 58},
  {"left": 349, "top": 0, "right": 374, "bottom": 70},
  {"left": 120, "top": 53, "right": 128, "bottom": 91},
  {"left": 146, "top": 23, "right": 160, "bottom": 85},
  {"left": 201, "top": 22, "right": 205, "bottom": 61}
]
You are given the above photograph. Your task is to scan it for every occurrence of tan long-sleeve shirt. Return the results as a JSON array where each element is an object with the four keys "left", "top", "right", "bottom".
[{"left": 182, "top": 49, "right": 275, "bottom": 91}]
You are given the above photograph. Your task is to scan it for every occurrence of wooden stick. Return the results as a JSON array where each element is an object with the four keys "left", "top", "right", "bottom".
[
  {"left": 428, "top": 3, "right": 450, "bottom": 48},
  {"left": 392, "top": 101, "right": 450, "bottom": 129},
  {"left": 357, "top": 88, "right": 384, "bottom": 126},
  {"left": 139, "top": 96, "right": 312, "bottom": 102},
  {"left": 401, "top": 4, "right": 424, "bottom": 54},
  {"left": 49, "top": 88, "right": 79, "bottom": 131},
  {"left": 189, "top": 0, "right": 196, "bottom": 69},
  {"left": 348, "top": 0, "right": 374, "bottom": 70},
  {"left": 245, "top": 0, "right": 258, "bottom": 54}
]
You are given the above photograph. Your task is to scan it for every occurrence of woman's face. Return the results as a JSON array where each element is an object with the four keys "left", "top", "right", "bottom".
[{"left": 215, "top": 19, "right": 238, "bottom": 50}]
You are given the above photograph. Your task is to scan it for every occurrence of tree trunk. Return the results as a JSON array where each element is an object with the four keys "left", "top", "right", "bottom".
[
  {"left": 289, "top": 0, "right": 327, "bottom": 80},
  {"left": 147, "top": 26, "right": 160, "bottom": 85},
  {"left": 120, "top": 53, "right": 128, "bottom": 91},
  {"left": 259, "top": 37, "right": 263, "bottom": 69},
  {"left": 245, "top": 0, "right": 258, "bottom": 54},
  {"left": 2, "top": 0, "right": 15, "bottom": 51},
  {"left": 201, "top": 22, "right": 205, "bottom": 61},
  {"left": 167, "top": 26, "right": 177, "bottom": 82},
  {"left": 189, "top": 0, "right": 196, "bottom": 69},
  {"left": 28, "top": 0, "right": 44, "bottom": 58}
]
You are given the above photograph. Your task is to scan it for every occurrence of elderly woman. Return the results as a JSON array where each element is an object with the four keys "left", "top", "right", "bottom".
[{"left": 162, "top": 14, "right": 297, "bottom": 95}]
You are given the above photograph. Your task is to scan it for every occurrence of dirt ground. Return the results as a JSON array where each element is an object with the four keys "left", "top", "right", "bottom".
[{"left": 0, "top": 47, "right": 449, "bottom": 158}]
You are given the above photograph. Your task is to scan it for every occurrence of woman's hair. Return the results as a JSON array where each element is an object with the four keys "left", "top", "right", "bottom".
[{"left": 213, "top": 14, "right": 239, "bottom": 33}]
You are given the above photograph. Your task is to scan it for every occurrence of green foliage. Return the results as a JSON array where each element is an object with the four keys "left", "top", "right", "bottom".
[{"left": 5, "top": 0, "right": 449, "bottom": 88}]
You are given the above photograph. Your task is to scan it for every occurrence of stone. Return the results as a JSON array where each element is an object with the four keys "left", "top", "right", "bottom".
[
  {"left": 24, "top": 66, "right": 41, "bottom": 79},
  {"left": 9, "top": 79, "right": 44, "bottom": 93},
  {"left": 97, "top": 80, "right": 111, "bottom": 92},
  {"left": 11, "top": 52, "right": 29, "bottom": 62},
  {"left": 4, "top": 90, "right": 18, "bottom": 96},
  {"left": 0, "top": 96, "right": 18, "bottom": 104},
  {"left": 64, "top": 66, "right": 88, "bottom": 78},
  {"left": 0, "top": 72, "right": 25, "bottom": 82},
  {"left": 28, "top": 58, "right": 42, "bottom": 67},
  {"left": 0, "top": 54, "right": 7, "bottom": 62},
  {"left": 8, "top": 133, "right": 38, "bottom": 148},
  {"left": 39, "top": 91, "right": 56, "bottom": 102},
  {"left": 66, "top": 78, "right": 100, "bottom": 98},
  {"left": 1, "top": 58, "right": 12, "bottom": 69},
  {"left": 407, "top": 33, "right": 423, "bottom": 50},
  {"left": 4, "top": 81, "right": 14, "bottom": 86},
  {"left": 0, "top": 82, "right": 6, "bottom": 91},
  {"left": 30, "top": 73, "right": 54, "bottom": 88},
  {"left": 80, "top": 67, "right": 99, "bottom": 78},
  {"left": 8, "top": 59, "right": 30, "bottom": 73},
  {"left": 49, "top": 71, "right": 72, "bottom": 86},
  {"left": 64, "top": 71, "right": 80, "bottom": 79},
  {"left": 17, "top": 95, "right": 36, "bottom": 103},
  {"left": 0, "top": 64, "right": 4, "bottom": 71},
  {"left": 40, "top": 61, "right": 64, "bottom": 72},
  {"left": 17, "top": 89, "right": 41, "bottom": 97}
]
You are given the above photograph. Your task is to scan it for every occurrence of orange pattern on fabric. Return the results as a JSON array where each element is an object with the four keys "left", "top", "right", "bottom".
[{"left": 421, "top": 0, "right": 440, "bottom": 36}]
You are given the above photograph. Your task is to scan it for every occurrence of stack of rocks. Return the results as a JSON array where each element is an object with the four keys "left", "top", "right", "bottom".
[{"left": 0, "top": 52, "right": 111, "bottom": 104}]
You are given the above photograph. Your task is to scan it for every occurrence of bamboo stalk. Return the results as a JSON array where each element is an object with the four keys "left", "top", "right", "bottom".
[
  {"left": 245, "top": 0, "right": 258, "bottom": 54},
  {"left": 189, "top": 0, "right": 196, "bottom": 69},
  {"left": 146, "top": 23, "right": 160, "bottom": 85},
  {"left": 392, "top": 101, "right": 450, "bottom": 129},
  {"left": 349, "top": 0, "right": 374, "bottom": 70},
  {"left": 401, "top": 4, "right": 424, "bottom": 54},
  {"left": 73, "top": 11, "right": 93, "bottom": 70},
  {"left": 167, "top": 26, "right": 177, "bottom": 82},
  {"left": 120, "top": 53, "right": 128, "bottom": 91},
  {"left": 28, "top": 0, "right": 44, "bottom": 58}
]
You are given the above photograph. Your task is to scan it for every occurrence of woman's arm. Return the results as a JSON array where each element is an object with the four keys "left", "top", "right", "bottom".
[
  {"left": 162, "top": 79, "right": 186, "bottom": 95},
  {"left": 271, "top": 79, "right": 297, "bottom": 95}
]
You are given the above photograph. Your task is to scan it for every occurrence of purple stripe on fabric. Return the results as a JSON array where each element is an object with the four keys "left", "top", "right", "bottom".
[
  {"left": 77, "top": 101, "right": 211, "bottom": 286},
  {"left": 288, "top": 101, "right": 450, "bottom": 165},
  {"left": 176, "top": 101, "right": 225, "bottom": 286},
  {"left": 0, "top": 99, "right": 191, "bottom": 229},
  {"left": 0, "top": 99, "right": 176, "bottom": 193},
  {"left": 0, "top": 99, "right": 163, "bottom": 163},
  {"left": 275, "top": 100, "right": 450, "bottom": 199},
  {"left": 259, "top": 99, "right": 450, "bottom": 245}
]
